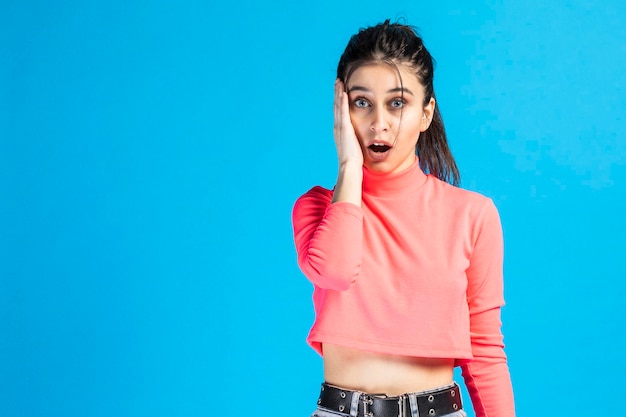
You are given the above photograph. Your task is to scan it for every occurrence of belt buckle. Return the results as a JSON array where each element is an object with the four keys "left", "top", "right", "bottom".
[
  {"left": 361, "top": 392, "right": 403, "bottom": 417},
  {"left": 361, "top": 393, "right": 373, "bottom": 417}
]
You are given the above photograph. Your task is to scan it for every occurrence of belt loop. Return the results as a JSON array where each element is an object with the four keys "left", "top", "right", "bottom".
[
  {"left": 349, "top": 391, "right": 360, "bottom": 417},
  {"left": 397, "top": 394, "right": 405, "bottom": 417},
  {"left": 408, "top": 393, "right": 419, "bottom": 417}
]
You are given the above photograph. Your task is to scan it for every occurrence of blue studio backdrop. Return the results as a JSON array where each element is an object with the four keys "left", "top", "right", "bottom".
[{"left": 1, "top": 1, "right": 625, "bottom": 416}]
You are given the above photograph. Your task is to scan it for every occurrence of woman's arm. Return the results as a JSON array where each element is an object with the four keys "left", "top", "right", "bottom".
[
  {"left": 293, "top": 189, "right": 362, "bottom": 290},
  {"left": 291, "top": 80, "right": 365, "bottom": 290},
  {"left": 461, "top": 199, "right": 515, "bottom": 417}
]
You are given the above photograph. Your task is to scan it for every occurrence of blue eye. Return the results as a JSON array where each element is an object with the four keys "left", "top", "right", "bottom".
[
  {"left": 390, "top": 99, "right": 406, "bottom": 109},
  {"left": 354, "top": 98, "right": 369, "bottom": 108}
]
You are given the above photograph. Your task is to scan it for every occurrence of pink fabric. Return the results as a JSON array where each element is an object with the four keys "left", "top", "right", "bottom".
[{"left": 292, "top": 158, "right": 515, "bottom": 417}]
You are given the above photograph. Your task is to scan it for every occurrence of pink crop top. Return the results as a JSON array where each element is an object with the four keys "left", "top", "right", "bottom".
[{"left": 292, "top": 158, "right": 515, "bottom": 417}]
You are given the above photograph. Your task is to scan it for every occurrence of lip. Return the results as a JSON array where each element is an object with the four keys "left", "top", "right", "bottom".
[
  {"left": 366, "top": 147, "right": 391, "bottom": 162},
  {"left": 366, "top": 139, "right": 394, "bottom": 148}
]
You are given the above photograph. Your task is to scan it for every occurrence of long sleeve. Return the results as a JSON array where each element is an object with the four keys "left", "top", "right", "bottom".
[
  {"left": 294, "top": 163, "right": 516, "bottom": 407},
  {"left": 460, "top": 199, "right": 515, "bottom": 417},
  {"left": 292, "top": 186, "right": 364, "bottom": 291}
]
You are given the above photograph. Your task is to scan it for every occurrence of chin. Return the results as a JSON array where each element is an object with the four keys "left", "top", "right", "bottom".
[
  {"left": 363, "top": 150, "right": 416, "bottom": 173},
  {"left": 364, "top": 160, "right": 396, "bottom": 174}
]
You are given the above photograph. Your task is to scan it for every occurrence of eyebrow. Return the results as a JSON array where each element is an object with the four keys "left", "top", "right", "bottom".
[{"left": 347, "top": 85, "right": 414, "bottom": 96}]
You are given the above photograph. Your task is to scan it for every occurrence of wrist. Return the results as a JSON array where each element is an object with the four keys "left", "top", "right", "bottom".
[
  {"left": 332, "top": 160, "right": 363, "bottom": 205},
  {"left": 338, "top": 160, "right": 363, "bottom": 175}
]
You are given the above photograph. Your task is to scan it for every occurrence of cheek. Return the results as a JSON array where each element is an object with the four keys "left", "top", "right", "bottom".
[{"left": 399, "top": 120, "right": 423, "bottom": 143}]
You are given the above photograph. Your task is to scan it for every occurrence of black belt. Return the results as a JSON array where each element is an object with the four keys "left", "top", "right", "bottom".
[{"left": 317, "top": 383, "right": 462, "bottom": 417}]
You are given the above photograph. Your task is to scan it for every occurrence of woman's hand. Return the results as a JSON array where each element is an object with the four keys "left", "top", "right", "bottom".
[
  {"left": 331, "top": 79, "right": 363, "bottom": 205},
  {"left": 334, "top": 79, "right": 363, "bottom": 167}
]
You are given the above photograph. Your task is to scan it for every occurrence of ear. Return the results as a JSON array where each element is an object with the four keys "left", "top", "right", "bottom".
[{"left": 420, "top": 97, "right": 436, "bottom": 132}]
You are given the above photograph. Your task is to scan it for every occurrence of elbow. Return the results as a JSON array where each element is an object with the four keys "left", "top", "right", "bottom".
[
  {"left": 470, "top": 337, "right": 508, "bottom": 363},
  {"left": 298, "top": 253, "right": 359, "bottom": 291}
]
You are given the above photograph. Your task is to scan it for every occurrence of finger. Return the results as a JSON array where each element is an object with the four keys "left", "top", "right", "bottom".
[
  {"left": 334, "top": 79, "right": 342, "bottom": 129},
  {"left": 341, "top": 88, "right": 350, "bottom": 128}
]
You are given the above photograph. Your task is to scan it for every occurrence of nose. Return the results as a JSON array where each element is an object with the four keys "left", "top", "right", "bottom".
[{"left": 369, "top": 107, "right": 389, "bottom": 133}]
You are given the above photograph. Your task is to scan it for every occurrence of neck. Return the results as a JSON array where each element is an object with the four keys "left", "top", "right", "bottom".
[{"left": 362, "top": 156, "right": 428, "bottom": 197}]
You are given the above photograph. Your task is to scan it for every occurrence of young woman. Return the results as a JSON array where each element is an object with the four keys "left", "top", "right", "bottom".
[{"left": 292, "top": 20, "right": 515, "bottom": 417}]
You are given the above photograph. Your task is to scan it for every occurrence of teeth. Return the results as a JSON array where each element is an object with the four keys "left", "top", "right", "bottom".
[{"left": 369, "top": 143, "right": 391, "bottom": 153}]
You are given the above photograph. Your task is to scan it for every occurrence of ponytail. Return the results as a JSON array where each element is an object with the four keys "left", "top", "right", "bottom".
[{"left": 417, "top": 101, "right": 460, "bottom": 186}]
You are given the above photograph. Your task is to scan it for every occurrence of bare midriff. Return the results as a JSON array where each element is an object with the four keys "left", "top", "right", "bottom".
[{"left": 323, "top": 343, "right": 455, "bottom": 396}]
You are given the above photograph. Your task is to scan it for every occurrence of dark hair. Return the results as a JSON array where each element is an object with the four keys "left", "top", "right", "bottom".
[{"left": 337, "top": 20, "right": 460, "bottom": 186}]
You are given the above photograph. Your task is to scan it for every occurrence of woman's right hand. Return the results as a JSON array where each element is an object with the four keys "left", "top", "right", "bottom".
[
  {"left": 333, "top": 79, "right": 363, "bottom": 167},
  {"left": 331, "top": 79, "right": 363, "bottom": 205}
]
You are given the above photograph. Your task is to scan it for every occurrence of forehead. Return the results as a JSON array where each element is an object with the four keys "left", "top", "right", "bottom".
[{"left": 347, "top": 62, "right": 423, "bottom": 93}]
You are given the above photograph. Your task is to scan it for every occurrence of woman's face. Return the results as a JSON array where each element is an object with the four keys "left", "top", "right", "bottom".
[{"left": 346, "top": 62, "right": 435, "bottom": 174}]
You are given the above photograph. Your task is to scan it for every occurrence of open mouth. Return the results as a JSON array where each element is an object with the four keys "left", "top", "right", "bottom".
[
  {"left": 368, "top": 144, "right": 391, "bottom": 153},
  {"left": 366, "top": 142, "right": 392, "bottom": 162}
]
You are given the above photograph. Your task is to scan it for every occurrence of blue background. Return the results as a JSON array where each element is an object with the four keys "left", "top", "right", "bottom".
[{"left": 1, "top": 1, "right": 625, "bottom": 416}]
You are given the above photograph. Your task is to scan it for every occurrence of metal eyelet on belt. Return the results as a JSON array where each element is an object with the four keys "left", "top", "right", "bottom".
[
  {"left": 453, "top": 403, "right": 459, "bottom": 410},
  {"left": 317, "top": 399, "right": 321, "bottom": 405},
  {"left": 429, "top": 409, "right": 435, "bottom": 416},
  {"left": 339, "top": 405, "right": 345, "bottom": 412},
  {"left": 428, "top": 395, "right": 434, "bottom": 402},
  {"left": 340, "top": 391, "right": 346, "bottom": 398},
  {"left": 451, "top": 390, "right": 456, "bottom": 397}
]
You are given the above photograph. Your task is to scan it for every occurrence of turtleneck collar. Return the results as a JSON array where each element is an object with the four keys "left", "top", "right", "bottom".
[{"left": 362, "top": 156, "right": 428, "bottom": 197}]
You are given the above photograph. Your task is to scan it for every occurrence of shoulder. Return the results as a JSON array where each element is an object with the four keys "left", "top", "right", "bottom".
[
  {"left": 300, "top": 185, "right": 334, "bottom": 199},
  {"left": 294, "top": 185, "right": 333, "bottom": 205},
  {"left": 425, "top": 178, "right": 503, "bottom": 255},
  {"left": 427, "top": 175, "right": 495, "bottom": 212},
  {"left": 293, "top": 185, "right": 334, "bottom": 215},
  {"left": 425, "top": 177, "right": 501, "bottom": 236}
]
